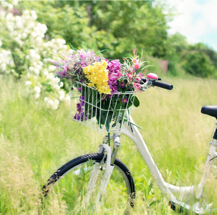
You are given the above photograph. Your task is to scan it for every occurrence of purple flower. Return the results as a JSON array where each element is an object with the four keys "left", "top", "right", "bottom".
[
  {"left": 76, "top": 103, "right": 83, "bottom": 113},
  {"left": 80, "top": 95, "right": 85, "bottom": 106},
  {"left": 122, "top": 98, "right": 128, "bottom": 104},
  {"left": 106, "top": 59, "right": 122, "bottom": 94},
  {"left": 73, "top": 113, "right": 81, "bottom": 120}
]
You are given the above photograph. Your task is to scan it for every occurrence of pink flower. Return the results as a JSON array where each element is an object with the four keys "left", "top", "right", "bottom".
[
  {"left": 133, "top": 49, "right": 136, "bottom": 54},
  {"left": 134, "top": 63, "right": 140, "bottom": 70},
  {"left": 132, "top": 58, "right": 138, "bottom": 64},
  {"left": 134, "top": 83, "right": 141, "bottom": 91},
  {"left": 139, "top": 72, "right": 144, "bottom": 78},
  {"left": 127, "top": 71, "right": 134, "bottom": 80}
]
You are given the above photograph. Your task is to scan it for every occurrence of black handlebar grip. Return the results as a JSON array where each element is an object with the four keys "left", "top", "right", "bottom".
[
  {"left": 140, "top": 78, "right": 147, "bottom": 84},
  {"left": 152, "top": 80, "right": 173, "bottom": 90}
]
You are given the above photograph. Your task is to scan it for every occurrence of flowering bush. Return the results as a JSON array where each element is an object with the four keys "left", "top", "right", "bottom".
[
  {"left": 54, "top": 49, "right": 148, "bottom": 131},
  {"left": 0, "top": 0, "right": 73, "bottom": 110}
]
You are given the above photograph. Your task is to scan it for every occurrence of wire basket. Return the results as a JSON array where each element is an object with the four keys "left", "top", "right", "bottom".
[{"left": 70, "top": 82, "right": 135, "bottom": 134}]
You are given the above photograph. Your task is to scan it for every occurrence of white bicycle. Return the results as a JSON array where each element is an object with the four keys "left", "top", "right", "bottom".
[{"left": 42, "top": 65, "right": 217, "bottom": 214}]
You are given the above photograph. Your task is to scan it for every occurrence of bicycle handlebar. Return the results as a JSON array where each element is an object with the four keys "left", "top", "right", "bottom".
[
  {"left": 140, "top": 78, "right": 173, "bottom": 90},
  {"left": 152, "top": 80, "right": 173, "bottom": 90}
]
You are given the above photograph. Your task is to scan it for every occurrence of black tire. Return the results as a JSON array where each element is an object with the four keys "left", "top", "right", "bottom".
[{"left": 42, "top": 153, "right": 135, "bottom": 213}]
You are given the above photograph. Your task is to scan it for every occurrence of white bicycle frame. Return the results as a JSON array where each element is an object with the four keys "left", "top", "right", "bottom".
[{"left": 87, "top": 117, "right": 217, "bottom": 214}]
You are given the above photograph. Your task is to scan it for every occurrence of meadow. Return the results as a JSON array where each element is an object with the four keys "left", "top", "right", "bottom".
[{"left": 0, "top": 75, "right": 217, "bottom": 214}]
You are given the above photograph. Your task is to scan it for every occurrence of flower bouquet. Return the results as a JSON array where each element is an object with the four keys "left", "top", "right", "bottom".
[{"left": 54, "top": 49, "right": 148, "bottom": 133}]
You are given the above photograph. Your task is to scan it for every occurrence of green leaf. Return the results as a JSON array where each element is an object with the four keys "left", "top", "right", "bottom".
[{"left": 133, "top": 96, "right": 140, "bottom": 107}]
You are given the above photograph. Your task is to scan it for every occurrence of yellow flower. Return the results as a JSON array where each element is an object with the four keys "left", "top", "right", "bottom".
[{"left": 83, "top": 60, "right": 111, "bottom": 94}]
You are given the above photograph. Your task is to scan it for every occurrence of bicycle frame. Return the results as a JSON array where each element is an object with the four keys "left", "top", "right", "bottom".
[
  {"left": 113, "top": 116, "right": 217, "bottom": 213},
  {"left": 87, "top": 116, "right": 217, "bottom": 214}
]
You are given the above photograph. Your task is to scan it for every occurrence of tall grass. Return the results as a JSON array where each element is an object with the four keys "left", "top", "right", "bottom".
[{"left": 0, "top": 75, "right": 217, "bottom": 214}]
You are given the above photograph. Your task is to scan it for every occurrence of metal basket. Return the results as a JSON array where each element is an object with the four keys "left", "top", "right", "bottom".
[{"left": 70, "top": 82, "right": 135, "bottom": 134}]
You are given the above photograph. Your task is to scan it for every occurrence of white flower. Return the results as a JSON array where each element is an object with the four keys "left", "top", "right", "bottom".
[
  {"left": 34, "top": 86, "right": 41, "bottom": 94},
  {"left": 0, "top": 11, "right": 6, "bottom": 18},
  {"left": 47, "top": 99, "right": 54, "bottom": 108},
  {"left": 16, "top": 22, "right": 23, "bottom": 29},
  {"left": 69, "top": 49, "right": 74, "bottom": 54},
  {"left": 35, "top": 93, "right": 40, "bottom": 99},
  {"left": 59, "top": 82, "right": 63, "bottom": 87},
  {"left": 23, "top": 10, "right": 29, "bottom": 16},
  {"left": 64, "top": 96, "right": 70, "bottom": 104},
  {"left": 63, "top": 45, "right": 68, "bottom": 50},
  {"left": 59, "top": 90, "right": 65, "bottom": 100},
  {"left": 28, "top": 22, "right": 35, "bottom": 29},
  {"left": 29, "top": 67, "right": 34, "bottom": 72},
  {"left": 36, "top": 65, "right": 42, "bottom": 70},
  {"left": 0, "top": 39, "right": 2, "bottom": 47},
  {"left": 32, "top": 13, "right": 37, "bottom": 20},
  {"left": 0, "top": 63, "right": 6, "bottom": 71},
  {"left": 22, "top": 33, "right": 27, "bottom": 39},
  {"left": 25, "top": 15, "right": 30, "bottom": 20},
  {"left": 44, "top": 97, "right": 48, "bottom": 102},
  {"left": 25, "top": 81, "right": 32, "bottom": 86},
  {"left": 35, "top": 37, "right": 42, "bottom": 45},
  {"left": 38, "top": 61, "right": 43, "bottom": 66},
  {"left": 12, "top": 0, "right": 18, "bottom": 6},
  {"left": 31, "top": 32, "right": 37, "bottom": 38},
  {"left": 48, "top": 65, "right": 56, "bottom": 71},
  {"left": 43, "top": 70, "right": 48, "bottom": 76},
  {"left": 2, "top": 1, "right": 8, "bottom": 8},
  {"left": 8, "top": 4, "right": 13, "bottom": 10},
  {"left": 35, "top": 54, "right": 40, "bottom": 60},
  {"left": 54, "top": 99, "right": 59, "bottom": 106},
  {"left": 7, "top": 25, "right": 14, "bottom": 32},
  {"left": 26, "top": 55, "right": 30, "bottom": 59},
  {"left": 34, "top": 69, "right": 40, "bottom": 76}
]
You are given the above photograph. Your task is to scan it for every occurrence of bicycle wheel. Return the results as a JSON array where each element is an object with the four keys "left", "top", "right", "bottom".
[{"left": 42, "top": 153, "right": 135, "bottom": 214}]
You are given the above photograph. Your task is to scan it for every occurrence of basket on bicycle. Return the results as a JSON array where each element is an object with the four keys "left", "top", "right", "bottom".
[
  {"left": 70, "top": 81, "right": 135, "bottom": 133},
  {"left": 54, "top": 49, "right": 148, "bottom": 133}
]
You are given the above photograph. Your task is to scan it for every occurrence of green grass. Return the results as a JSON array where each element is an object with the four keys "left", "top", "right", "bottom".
[{"left": 0, "top": 75, "right": 217, "bottom": 214}]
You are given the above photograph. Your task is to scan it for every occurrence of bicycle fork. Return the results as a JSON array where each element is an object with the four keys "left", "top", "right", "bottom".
[{"left": 84, "top": 134, "right": 121, "bottom": 208}]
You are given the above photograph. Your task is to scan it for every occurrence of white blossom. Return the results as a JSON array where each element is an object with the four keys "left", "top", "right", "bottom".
[
  {"left": 47, "top": 99, "right": 54, "bottom": 109},
  {"left": 34, "top": 69, "right": 40, "bottom": 76},
  {"left": 8, "top": 4, "right": 13, "bottom": 10},
  {"left": 34, "top": 86, "right": 41, "bottom": 94},
  {"left": 12, "top": 0, "right": 18, "bottom": 6},
  {"left": 48, "top": 65, "right": 56, "bottom": 71},
  {"left": 43, "top": 70, "right": 48, "bottom": 76},
  {"left": 35, "top": 93, "right": 40, "bottom": 99},
  {"left": 59, "top": 82, "right": 63, "bottom": 87},
  {"left": 7, "top": 25, "right": 14, "bottom": 32},
  {"left": 25, "top": 81, "right": 32, "bottom": 86},
  {"left": 16, "top": 21, "right": 23, "bottom": 29},
  {"left": 36, "top": 37, "right": 42, "bottom": 45},
  {"left": 59, "top": 90, "right": 65, "bottom": 100},
  {"left": 64, "top": 96, "right": 70, "bottom": 104},
  {"left": 22, "top": 33, "right": 27, "bottom": 39},
  {"left": 0, "top": 63, "right": 6, "bottom": 71}
]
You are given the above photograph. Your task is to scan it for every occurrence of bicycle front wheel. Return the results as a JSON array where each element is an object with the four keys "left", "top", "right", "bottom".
[{"left": 43, "top": 153, "right": 135, "bottom": 214}]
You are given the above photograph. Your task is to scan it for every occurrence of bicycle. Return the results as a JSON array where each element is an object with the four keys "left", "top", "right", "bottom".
[{"left": 43, "top": 60, "right": 217, "bottom": 214}]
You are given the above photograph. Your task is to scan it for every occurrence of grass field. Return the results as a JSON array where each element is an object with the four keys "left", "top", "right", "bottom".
[{"left": 0, "top": 75, "right": 217, "bottom": 214}]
